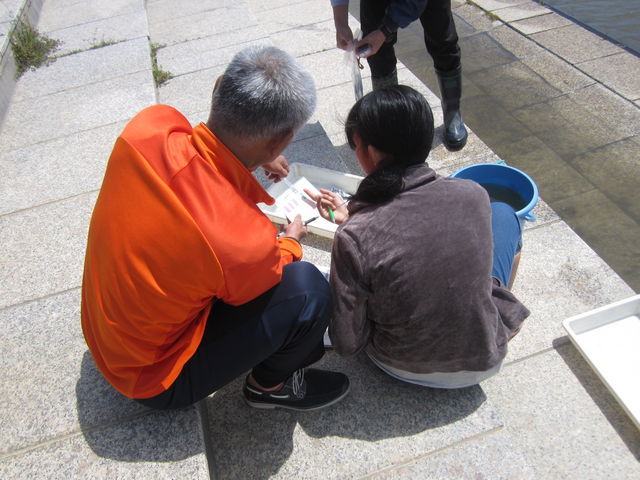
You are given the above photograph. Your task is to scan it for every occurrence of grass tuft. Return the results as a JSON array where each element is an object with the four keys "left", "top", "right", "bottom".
[
  {"left": 10, "top": 20, "right": 61, "bottom": 77},
  {"left": 150, "top": 42, "right": 173, "bottom": 87}
]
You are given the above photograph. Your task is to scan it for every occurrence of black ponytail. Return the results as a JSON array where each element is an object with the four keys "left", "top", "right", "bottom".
[{"left": 346, "top": 85, "right": 434, "bottom": 205}]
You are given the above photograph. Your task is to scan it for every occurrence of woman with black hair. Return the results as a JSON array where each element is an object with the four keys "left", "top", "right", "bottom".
[{"left": 309, "top": 85, "right": 529, "bottom": 388}]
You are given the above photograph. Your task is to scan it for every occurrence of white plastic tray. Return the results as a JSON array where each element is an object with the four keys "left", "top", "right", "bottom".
[
  {"left": 562, "top": 294, "right": 640, "bottom": 430},
  {"left": 259, "top": 162, "right": 363, "bottom": 238}
]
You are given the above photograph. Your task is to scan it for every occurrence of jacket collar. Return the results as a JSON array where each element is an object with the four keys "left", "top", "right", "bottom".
[
  {"left": 349, "top": 163, "right": 438, "bottom": 214},
  {"left": 190, "top": 123, "right": 275, "bottom": 205}
]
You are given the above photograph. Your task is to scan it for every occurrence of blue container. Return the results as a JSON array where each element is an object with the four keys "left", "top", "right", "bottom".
[{"left": 451, "top": 163, "right": 539, "bottom": 223}]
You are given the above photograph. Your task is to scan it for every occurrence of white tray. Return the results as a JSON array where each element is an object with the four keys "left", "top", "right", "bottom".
[
  {"left": 259, "top": 162, "right": 363, "bottom": 238},
  {"left": 562, "top": 294, "right": 640, "bottom": 430}
]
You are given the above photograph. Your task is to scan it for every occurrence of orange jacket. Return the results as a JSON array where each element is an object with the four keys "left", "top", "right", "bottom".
[{"left": 81, "top": 105, "right": 302, "bottom": 399}]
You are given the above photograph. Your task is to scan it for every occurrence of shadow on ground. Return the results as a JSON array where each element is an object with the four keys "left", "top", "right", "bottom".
[
  {"left": 205, "top": 352, "right": 489, "bottom": 479},
  {"left": 553, "top": 338, "right": 640, "bottom": 462},
  {"left": 76, "top": 351, "right": 203, "bottom": 462}
]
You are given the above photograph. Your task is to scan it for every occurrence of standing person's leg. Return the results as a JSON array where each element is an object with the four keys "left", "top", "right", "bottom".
[
  {"left": 136, "top": 262, "right": 348, "bottom": 410},
  {"left": 361, "top": 0, "right": 398, "bottom": 89},
  {"left": 420, "top": 0, "right": 467, "bottom": 150},
  {"left": 490, "top": 202, "right": 522, "bottom": 289}
]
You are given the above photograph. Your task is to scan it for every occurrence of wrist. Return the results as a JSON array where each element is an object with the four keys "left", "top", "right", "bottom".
[
  {"left": 378, "top": 24, "right": 396, "bottom": 43},
  {"left": 279, "top": 235, "right": 302, "bottom": 246}
]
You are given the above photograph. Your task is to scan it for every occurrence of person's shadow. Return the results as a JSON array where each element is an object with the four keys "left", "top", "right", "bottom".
[
  {"left": 76, "top": 351, "right": 203, "bottom": 462},
  {"left": 204, "top": 351, "right": 488, "bottom": 479}
]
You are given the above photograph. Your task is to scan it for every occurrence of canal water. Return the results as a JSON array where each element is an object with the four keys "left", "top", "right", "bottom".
[{"left": 541, "top": 0, "right": 640, "bottom": 54}]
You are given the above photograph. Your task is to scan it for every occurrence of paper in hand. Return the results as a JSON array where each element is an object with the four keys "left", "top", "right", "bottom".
[{"left": 276, "top": 177, "right": 320, "bottom": 224}]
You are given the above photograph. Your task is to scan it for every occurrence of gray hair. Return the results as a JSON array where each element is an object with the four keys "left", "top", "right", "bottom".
[{"left": 209, "top": 45, "right": 317, "bottom": 141}]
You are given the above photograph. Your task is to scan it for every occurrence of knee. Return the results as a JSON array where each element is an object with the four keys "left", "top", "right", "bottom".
[{"left": 282, "top": 262, "right": 331, "bottom": 298}]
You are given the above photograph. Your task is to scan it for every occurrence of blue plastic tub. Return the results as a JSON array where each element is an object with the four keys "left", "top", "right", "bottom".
[{"left": 451, "top": 163, "right": 538, "bottom": 223}]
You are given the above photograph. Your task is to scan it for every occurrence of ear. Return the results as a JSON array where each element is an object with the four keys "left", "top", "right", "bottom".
[
  {"left": 266, "top": 129, "right": 294, "bottom": 158},
  {"left": 213, "top": 75, "right": 222, "bottom": 93},
  {"left": 366, "top": 144, "right": 386, "bottom": 167}
]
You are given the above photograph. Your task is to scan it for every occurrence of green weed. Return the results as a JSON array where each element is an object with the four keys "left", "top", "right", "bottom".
[
  {"left": 150, "top": 42, "right": 173, "bottom": 87},
  {"left": 10, "top": 20, "right": 61, "bottom": 77}
]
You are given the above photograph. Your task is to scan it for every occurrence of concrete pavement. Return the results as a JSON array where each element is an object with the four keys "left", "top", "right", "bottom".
[{"left": 0, "top": 0, "right": 638, "bottom": 478}]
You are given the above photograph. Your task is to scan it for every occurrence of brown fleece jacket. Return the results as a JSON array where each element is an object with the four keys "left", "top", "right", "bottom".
[{"left": 329, "top": 163, "right": 530, "bottom": 373}]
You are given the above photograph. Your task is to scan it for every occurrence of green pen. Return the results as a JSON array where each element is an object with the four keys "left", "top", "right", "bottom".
[{"left": 327, "top": 207, "right": 336, "bottom": 223}]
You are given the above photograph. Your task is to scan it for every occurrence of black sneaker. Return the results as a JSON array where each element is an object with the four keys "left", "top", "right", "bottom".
[{"left": 243, "top": 368, "right": 349, "bottom": 411}]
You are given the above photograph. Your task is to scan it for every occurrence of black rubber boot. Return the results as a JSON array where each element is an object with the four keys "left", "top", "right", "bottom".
[
  {"left": 371, "top": 68, "right": 398, "bottom": 91},
  {"left": 436, "top": 66, "right": 468, "bottom": 151}
]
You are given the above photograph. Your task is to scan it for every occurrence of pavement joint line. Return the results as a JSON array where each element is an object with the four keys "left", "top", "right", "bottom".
[
  {"left": 3, "top": 67, "right": 154, "bottom": 108},
  {"left": 0, "top": 408, "right": 158, "bottom": 461},
  {"left": 355, "top": 425, "right": 506, "bottom": 479},
  {"left": 196, "top": 400, "right": 217, "bottom": 480},
  {"left": 0, "top": 286, "right": 81, "bottom": 313},
  {"left": 152, "top": 26, "right": 264, "bottom": 51},
  {"left": 502, "top": 339, "right": 570, "bottom": 369},
  {"left": 0, "top": 188, "right": 99, "bottom": 220},
  {"left": 0, "top": 118, "right": 124, "bottom": 155},
  {"left": 42, "top": 10, "right": 149, "bottom": 38}
]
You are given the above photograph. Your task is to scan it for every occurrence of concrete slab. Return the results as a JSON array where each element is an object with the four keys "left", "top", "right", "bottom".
[
  {"left": 0, "top": 407, "right": 209, "bottom": 479},
  {"left": 570, "top": 138, "right": 640, "bottom": 223},
  {"left": 0, "top": 289, "right": 147, "bottom": 454},
  {"left": 568, "top": 84, "right": 640, "bottom": 138},
  {"left": 149, "top": 5, "right": 258, "bottom": 47},
  {"left": 298, "top": 49, "right": 358, "bottom": 91},
  {"left": 521, "top": 50, "right": 595, "bottom": 94},
  {"left": 531, "top": 24, "right": 623, "bottom": 65},
  {"left": 37, "top": 0, "right": 143, "bottom": 33},
  {"left": 507, "top": 221, "right": 636, "bottom": 362},
  {"left": 512, "top": 96, "right": 625, "bottom": 159},
  {"left": 0, "top": 121, "right": 124, "bottom": 215},
  {"left": 553, "top": 189, "right": 640, "bottom": 292},
  {"left": 577, "top": 52, "right": 640, "bottom": 102},
  {"left": 147, "top": 0, "right": 240, "bottom": 25},
  {"left": 491, "top": 2, "right": 551, "bottom": 23},
  {"left": 510, "top": 12, "right": 573, "bottom": 35},
  {"left": 471, "top": 0, "right": 529, "bottom": 11},
  {"left": 157, "top": 65, "right": 224, "bottom": 114},
  {"left": 459, "top": 32, "right": 518, "bottom": 74},
  {"left": 483, "top": 345, "right": 640, "bottom": 479},
  {"left": 11, "top": 37, "right": 151, "bottom": 102},
  {"left": 453, "top": 3, "right": 501, "bottom": 32},
  {"left": 270, "top": 19, "right": 337, "bottom": 58},
  {"left": 301, "top": 234, "right": 333, "bottom": 268},
  {"left": 461, "top": 95, "right": 531, "bottom": 146},
  {"left": 0, "top": 192, "right": 96, "bottom": 309},
  {"left": 0, "top": 0, "right": 23, "bottom": 22},
  {"left": 370, "top": 428, "right": 536, "bottom": 479},
  {"left": 0, "top": 70, "right": 154, "bottom": 154},
  {"left": 468, "top": 61, "right": 561, "bottom": 111},
  {"left": 43, "top": 10, "right": 149, "bottom": 57},
  {"left": 493, "top": 136, "right": 594, "bottom": 204},
  {"left": 257, "top": 0, "right": 333, "bottom": 35},
  {"left": 156, "top": 31, "right": 271, "bottom": 78},
  {"left": 205, "top": 351, "right": 503, "bottom": 479},
  {"left": 488, "top": 24, "right": 542, "bottom": 59},
  {"left": 281, "top": 131, "right": 348, "bottom": 173}
]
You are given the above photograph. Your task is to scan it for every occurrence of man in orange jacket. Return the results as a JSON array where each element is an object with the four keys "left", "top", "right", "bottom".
[{"left": 81, "top": 45, "right": 350, "bottom": 411}]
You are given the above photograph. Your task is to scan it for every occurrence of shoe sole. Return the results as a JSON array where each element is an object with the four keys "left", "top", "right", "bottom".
[
  {"left": 243, "top": 384, "right": 350, "bottom": 411},
  {"left": 444, "top": 136, "right": 468, "bottom": 152}
]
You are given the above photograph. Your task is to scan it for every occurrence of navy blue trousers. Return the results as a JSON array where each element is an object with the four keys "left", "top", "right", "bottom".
[
  {"left": 137, "top": 262, "right": 332, "bottom": 410},
  {"left": 361, "top": 0, "right": 461, "bottom": 76}
]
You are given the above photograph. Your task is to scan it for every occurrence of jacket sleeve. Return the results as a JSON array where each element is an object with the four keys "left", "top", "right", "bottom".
[
  {"left": 277, "top": 236, "right": 303, "bottom": 266},
  {"left": 383, "top": 0, "right": 428, "bottom": 30},
  {"left": 329, "top": 228, "right": 371, "bottom": 356}
]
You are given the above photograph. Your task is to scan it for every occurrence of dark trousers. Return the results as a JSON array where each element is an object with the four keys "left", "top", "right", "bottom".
[
  {"left": 361, "top": 0, "right": 461, "bottom": 77},
  {"left": 137, "top": 261, "right": 331, "bottom": 410}
]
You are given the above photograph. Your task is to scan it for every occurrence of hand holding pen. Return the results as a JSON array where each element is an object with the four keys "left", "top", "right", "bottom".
[{"left": 303, "top": 188, "right": 349, "bottom": 225}]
